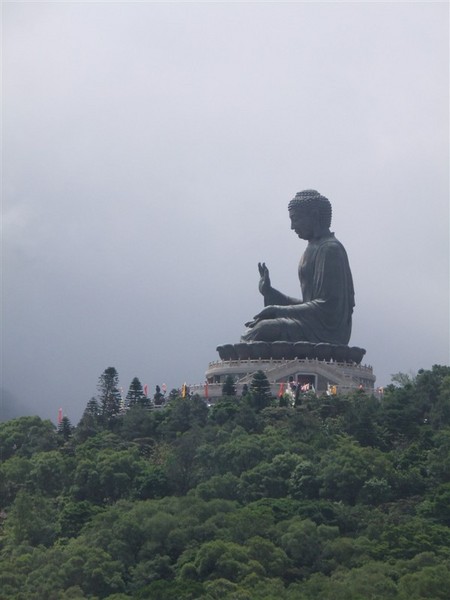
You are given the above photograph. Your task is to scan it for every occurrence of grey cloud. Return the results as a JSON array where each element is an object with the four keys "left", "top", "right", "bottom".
[{"left": 2, "top": 1, "right": 448, "bottom": 422}]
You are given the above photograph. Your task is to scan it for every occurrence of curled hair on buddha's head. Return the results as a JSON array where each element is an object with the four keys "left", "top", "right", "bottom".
[{"left": 288, "top": 189, "right": 332, "bottom": 229}]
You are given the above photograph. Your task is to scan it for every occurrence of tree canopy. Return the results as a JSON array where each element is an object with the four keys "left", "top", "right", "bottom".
[{"left": 1, "top": 364, "right": 450, "bottom": 599}]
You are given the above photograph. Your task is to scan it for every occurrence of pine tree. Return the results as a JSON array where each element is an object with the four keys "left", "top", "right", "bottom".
[
  {"left": 222, "top": 375, "right": 237, "bottom": 397},
  {"left": 76, "top": 397, "right": 103, "bottom": 440},
  {"left": 249, "top": 370, "right": 273, "bottom": 411},
  {"left": 85, "top": 397, "right": 101, "bottom": 417},
  {"left": 57, "top": 416, "right": 73, "bottom": 443},
  {"left": 126, "top": 377, "right": 148, "bottom": 408},
  {"left": 97, "top": 367, "right": 122, "bottom": 421}
]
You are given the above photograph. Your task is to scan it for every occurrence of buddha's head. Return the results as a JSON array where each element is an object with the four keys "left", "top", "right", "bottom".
[{"left": 288, "top": 190, "right": 332, "bottom": 240}]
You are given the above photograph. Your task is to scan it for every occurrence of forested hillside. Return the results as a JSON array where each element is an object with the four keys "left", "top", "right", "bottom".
[{"left": 1, "top": 365, "right": 450, "bottom": 600}]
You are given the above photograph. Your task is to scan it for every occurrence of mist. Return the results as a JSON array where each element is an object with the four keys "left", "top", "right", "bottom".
[{"left": 2, "top": 1, "right": 449, "bottom": 423}]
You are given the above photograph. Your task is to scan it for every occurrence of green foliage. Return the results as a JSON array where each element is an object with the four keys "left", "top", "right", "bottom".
[
  {"left": 318, "top": 436, "right": 394, "bottom": 505},
  {"left": 279, "top": 517, "right": 338, "bottom": 571},
  {"left": 195, "top": 472, "right": 241, "bottom": 502},
  {"left": 0, "top": 454, "right": 32, "bottom": 505},
  {"left": 118, "top": 405, "right": 160, "bottom": 444},
  {"left": 222, "top": 375, "right": 237, "bottom": 397},
  {"left": 98, "top": 367, "right": 122, "bottom": 422},
  {"left": 209, "top": 399, "right": 240, "bottom": 426},
  {"left": 429, "top": 374, "right": 450, "bottom": 429},
  {"left": 246, "top": 535, "right": 291, "bottom": 577},
  {"left": 29, "top": 449, "right": 71, "bottom": 496},
  {"left": 289, "top": 459, "right": 320, "bottom": 500},
  {"left": 426, "top": 427, "right": 450, "bottom": 482},
  {"left": 134, "top": 579, "right": 204, "bottom": 599},
  {"left": 382, "top": 365, "right": 450, "bottom": 443},
  {"left": 126, "top": 377, "right": 149, "bottom": 409},
  {"left": 76, "top": 397, "right": 103, "bottom": 442},
  {"left": 165, "top": 428, "right": 203, "bottom": 494},
  {"left": 0, "top": 415, "right": 57, "bottom": 459},
  {"left": 249, "top": 370, "right": 273, "bottom": 411},
  {"left": 398, "top": 562, "right": 450, "bottom": 599},
  {"left": 1, "top": 364, "right": 450, "bottom": 598},
  {"left": 191, "top": 539, "right": 253, "bottom": 581},
  {"left": 58, "top": 499, "right": 103, "bottom": 538},
  {"left": 238, "top": 452, "right": 301, "bottom": 501},
  {"left": 58, "top": 416, "right": 74, "bottom": 444},
  {"left": 161, "top": 395, "right": 209, "bottom": 438},
  {"left": 70, "top": 444, "right": 169, "bottom": 504},
  {"left": 4, "top": 490, "right": 59, "bottom": 546},
  {"left": 391, "top": 371, "right": 417, "bottom": 387}
]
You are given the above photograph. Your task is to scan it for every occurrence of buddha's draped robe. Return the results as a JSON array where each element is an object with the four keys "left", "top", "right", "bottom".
[{"left": 241, "top": 233, "right": 354, "bottom": 344}]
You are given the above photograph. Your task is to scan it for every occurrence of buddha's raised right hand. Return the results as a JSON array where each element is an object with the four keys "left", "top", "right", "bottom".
[{"left": 258, "top": 262, "right": 271, "bottom": 296}]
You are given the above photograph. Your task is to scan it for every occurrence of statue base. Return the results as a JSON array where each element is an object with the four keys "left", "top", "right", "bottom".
[{"left": 216, "top": 341, "right": 366, "bottom": 364}]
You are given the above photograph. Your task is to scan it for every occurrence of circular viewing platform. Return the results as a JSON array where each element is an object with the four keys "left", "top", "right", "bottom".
[{"left": 204, "top": 353, "right": 375, "bottom": 398}]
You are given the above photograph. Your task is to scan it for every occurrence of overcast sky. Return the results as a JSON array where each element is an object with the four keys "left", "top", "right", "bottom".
[{"left": 2, "top": 1, "right": 449, "bottom": 423}]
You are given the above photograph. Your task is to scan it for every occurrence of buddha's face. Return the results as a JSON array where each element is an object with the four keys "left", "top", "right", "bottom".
[{"left": 289, "top": 207, "right": 316, "bottom": 240}]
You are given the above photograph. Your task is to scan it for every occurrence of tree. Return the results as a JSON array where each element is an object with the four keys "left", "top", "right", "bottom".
[
  {"left": 59, "top": 542, "right": 126, "bottom": 597},
  {"left": 238, "top": 453, "right": 301, "bottom": 502},
  {"left": 382, "top": 366, "right": 450, "bottom": 442},
  {"left": 58, "top": 499, "right": 102, "bottom": 538},
  {"left": 0, "top": 455, "right": 32, "bottom": 506},
  {"left": 98, "top": 367, "right": 122, "bottom": 421},
  {"left": 342, "top": 395, "right": 384, "bottom": 448},
  {"left": 0, "top": 416, "right": 57, "bottom": 459},
  {"left": 76, "top": 397, "right": 103, "bottom": 441},
  {"left": 429, "top": 374, "right": 450, "bottom": 429},
  {"left": 249, "top": 371, "right": 273, "bottom": 411},
  {"left": 391, "top": 371, "right": 416, "bottom": 387},
  {"left": 215, "top": 434, "right": 265, "bottom": 476},
  {"left": 398, "top": 563, "right": 450, "bottom": 599},
  {"left": 57, "top": 416, "right": 74, "bottom": 443},
  {"left": 289, "top": 460, "right": 320, "bottom": 500},
  {"left": 426, "top": 428, "right": 450, "bottom": 482},
  {"left": 380, "top": 385, "right": 422, "bottom": 442},
  {"left": 161, "top": 396, "right": 208, "bottom": 437},
  {"left": 222, "top": 375, "right": 237, "bottom": 397},
  {"left": 191, "top": 539, "right": 253, "bottom": 582},
  {"left": 195, "top": 473, "right": 241, "bottom": 501},
  {"left": 318, "top": 436, "right": 392, "bottom": 505},
  {"left": 119, "top": 406, "right": 159, "bottom": 442},
  {"left": 424, "top": 482, "right": 450, "bottom": 526},
  {"left": 166, "top": 428, "right": 203, "bottom": 494},
  {"left": 247, "top": 535, "right": 291, "bottom": 578},
  {"left": 29, "top": 450, "right": 69, "bottom": 496},
  {"left": 126, "top": 377, "right": 149, "bottom": 409},
  {"left": 5, "top": 490, "right": 58, "bottom": 546}
]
